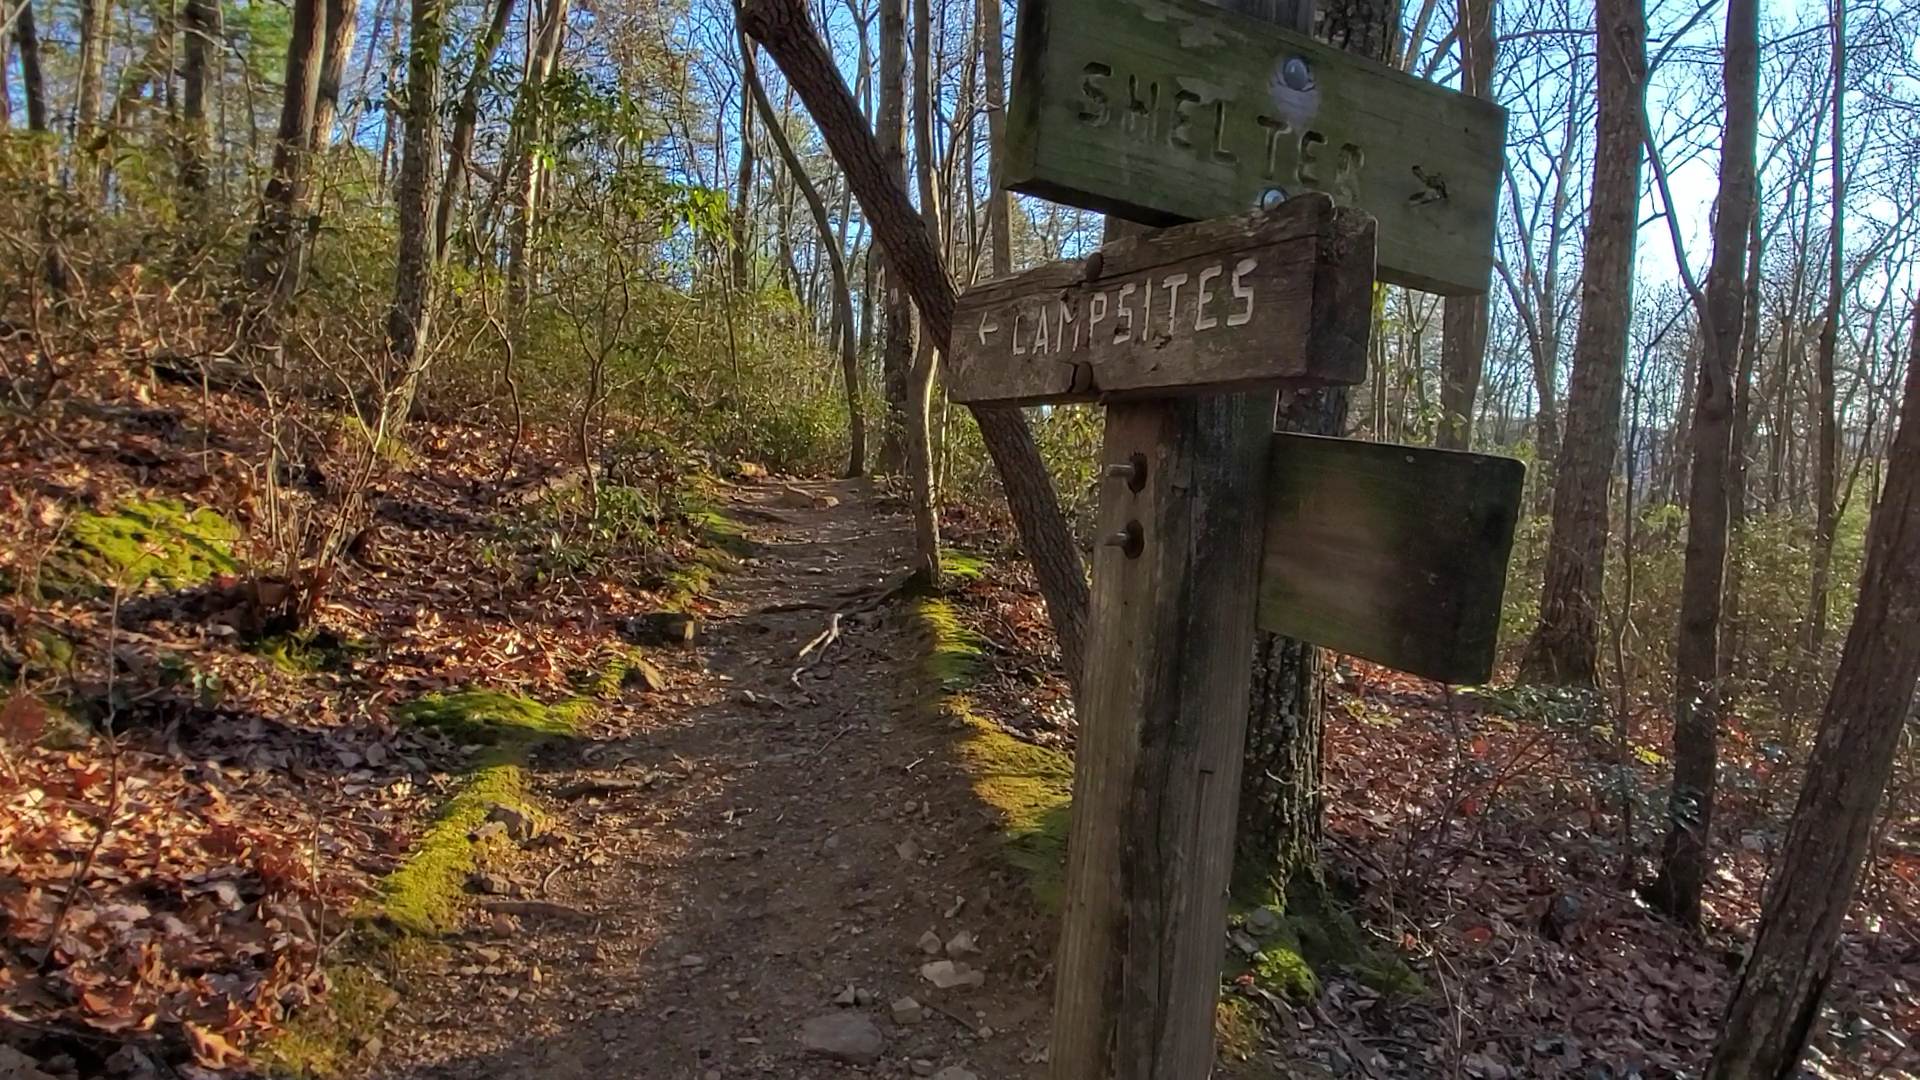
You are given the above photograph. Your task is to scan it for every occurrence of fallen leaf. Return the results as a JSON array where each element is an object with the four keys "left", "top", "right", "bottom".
[{"left": 185, "top": 1022, "right": 246, "bottom": 1069}]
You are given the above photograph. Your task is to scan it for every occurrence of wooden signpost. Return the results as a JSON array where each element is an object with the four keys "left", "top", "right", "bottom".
[
  {"left": 946, "top": 0, "right": 1517, "bottom": 1076},
  {"left": 950, "top": 196, "right": 1375, "bottom": 405},
  {"left": 1003, "top": 0, "right": 1507, "bottom": 296}
]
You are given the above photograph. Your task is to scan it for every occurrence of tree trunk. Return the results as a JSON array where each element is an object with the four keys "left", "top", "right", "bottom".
[
  {"left": 1721, "top": 203, "right": 1764, "bottom": 686},
  {"left": 177, "top": 0, "right": 217, "bottom": 217},
  {"left": 386, "top": 0, "right": 444, "bottom": 403},
  {"left": 738, "top": 0, "right": 1089, "bottom": 688},
  {"left": 505, "top": 0, "right": 566, "bottom": 314},
  {"left": 12, "top": 0, "right": 67, "bottom": 296},
  {"left": 1649, "top": 0, "right": 1757, "bottom": 929},
  {"left": 731, "top": 33, "right": 757, "bottom": 287},
  {"left": 980, "top": 0, "right": 1010, "bottom": 279},
  {"left": 242, "top": 0, "right": 326, "bottom": 298},
  {"left": 1435, "top": 0, "right": 1494, "bottom": 451},
  {"left": 0, "top": 28, "right": 11, "bottom": 130},
  {"left": 874, "top": 0, "right": 912, "bottom": 473},
  {"left": 434, "top": 0, "right": 517, "bottom": 261},
  {"left": 743, "top": 42, "right": 866, "bottom": 477},
  {"left": 903, "top": 0, "right": 941, "bottom": 586},
  {"left": 312, "top": 0, "right": 356, "bottom": 149},
  {"left": 1803, "top": 0, "right": 1845, "bottom": 697},
  {"left": 72, "top": 0, "right": 109, "bottom": 190},
  {"left": 1235, "top": 0, "right": 1374, "bottom": 892},
  {"left": 1516, "top": 0, "right": 1646, "bottom": 687},
  {"left": 1703, "top": 299, "right": 1920, "bottom": 1079}
]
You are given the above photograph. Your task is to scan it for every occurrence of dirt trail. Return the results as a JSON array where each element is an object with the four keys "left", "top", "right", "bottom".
[{"left": 374, "top": 478, "right": 1055, "bottom": 1080}]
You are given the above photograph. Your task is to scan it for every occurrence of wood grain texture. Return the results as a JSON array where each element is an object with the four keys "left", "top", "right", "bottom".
[
  {"left": 1257, "top": 433, "right": 1524, "bottom": 684},
  {"left": 950, "top": 194, "right": 1374, "bottom": 405},
  {"left": 1049, "top": 397, "right": 1274, "bottom": 1080},
  {"left": 1005, "top": 0, "right": 1505, "bottom": 294}
]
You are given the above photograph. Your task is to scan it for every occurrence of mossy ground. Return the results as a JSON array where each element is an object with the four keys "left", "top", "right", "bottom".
[
  {"left": 42, "top": 498, "right": 238, "bottom": 597},
  {"left": 569, "top": 644, "right": 655, "bottom": 699},
  {"left": 394, "top": 688, "right": 592, "bottom": 746},
  {"left": 262, "top": 688, "right": 585, "bottom": 1076},
  {"left": 910, "top": 576, "right": 1074, "bottom": 911},
  {"left": 656, "top": 500, "right": 752, "bottom": 607},
  {"left": 1229, "top": 873, "right": 1423, "bottom": 1004}
]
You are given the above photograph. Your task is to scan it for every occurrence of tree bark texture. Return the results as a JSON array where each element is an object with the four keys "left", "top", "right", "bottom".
[
  {"left": 905, "top": 0, "right": 941, "bottom": 585},
  {"left": 11, "top": 0, "right": 67, "bottom": 295},
  {"left": 738, "top": 0, "right": 1089, "bottom": 688},
  {"left": 312, "top": 0, "right": 357, "bottom": 149},
  {"left": 1704, "top": 301, "right": 1920, "bottom": 1078},
  {"left": 1721, "top": 207, "right": 1763, "bottom": 685},
  {"left": 243, "top": 0, "right": 325, "bottom": 297},
  {"left": 177, "top": 0, "right": 217, "bottom": 208},
  {"left": 1435, "top": 0, "right": 1495, "bottom": 451},
  {"left": 1516, "top": 0, "right": 1645, "bottom": 687},
  {"left": 1803, "top": 0, "right": 1846, "bottom": 695},
  {"left": 743, "top": 45, "right": 865, "bottom": 477},
  {"left": 72, "top": 0, "right": 108, "bottom": 187},
  {"left": 874, "top": 0, "right": 912, "bottom": 473},
  {"left": 435, "top": 0, "right": 517, "bottom": 260},
  {"left": 980, "top": 0, "right": 1011, "bottom": 279},
  {"left": 386, "top": 0, "right": 445, "bottom": 394},
  {"left": 1234, "top": 0, "right": 1368, "bottom": 890},
  {"left": 505, "top": 0, "right": 567, "bottom": 313},
  {"left": 731, "top": 31, "right": 757, "bottom": 287},
  {"left": 1650, "top": 0, "right": 1758, "bottom": 928}
]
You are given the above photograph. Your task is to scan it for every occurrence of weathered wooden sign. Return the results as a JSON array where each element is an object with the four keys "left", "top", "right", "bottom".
[
  {"left": 1004, "top": 0, "right": 1507, "bottom": 295},
  {"left": 949, "top": 193, "right": 1374, "bottom": 406},
  {"left": 1258, "top": 433, "right": 1523, "bottom": 684}
]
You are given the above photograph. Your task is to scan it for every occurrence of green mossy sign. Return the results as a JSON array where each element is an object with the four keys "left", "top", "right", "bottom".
[{"left": 1005, "top": 0, "right": 1506, "bottom": 295}]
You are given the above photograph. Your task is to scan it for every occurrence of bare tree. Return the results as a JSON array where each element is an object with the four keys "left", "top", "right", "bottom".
[
  {"left": 743, "top": 43, "right": 866, "bottom": 476},
  {"left": 71, "top": 0, "right": 109, "bottom": 191},
  {"left": 738, "top": 0, "right": 1088, "bottom": 685},
  {"left": 1238, "top": 0, "right": 1388, "bottom": 889},
  {"left": 435, "top": 0, "right": 519, "bottom": 260},
  {"left": 312, "top": 0, "right": 357, "bottom": 149},
  {"left": 873, "top": 0, "right": 912, "bottom": 473},
  {"left": 902, "top": 0, "right": 942, "bottom": 585},
  {"left": 242, "top": 0, "right": 326, "bottom": 298},
  {"left": 979, "top": 0, "right": 1009, "bottom": 279},
  {"left": 1705, "top": 299, "right": 1920, "bottom": 1078},
  {"left": 1649, "top": 0, "right": 1759, "bottom": 927},
  {"left": 1517, "top": 0, "right": 1647, "bottom": 687},
  {"left": 1802, "top": 0, "right": 1846, "bottom": 694},
  {"left": 177, "top": 0, "right": 217, "bottom": 213},
  {"left": 386, "top": 0, "right": 446, "bottom": 404},
  {"left": 1437, "top": 0, "right": 1496, "bottom": 450}
]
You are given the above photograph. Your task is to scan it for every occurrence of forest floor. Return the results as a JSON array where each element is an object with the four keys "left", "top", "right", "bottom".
[{"left": 2, "top": 363, "right": 1917, "bottom": 1079}]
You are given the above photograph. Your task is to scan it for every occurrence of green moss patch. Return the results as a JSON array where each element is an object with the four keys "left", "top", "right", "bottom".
[
  {"left": 44, "top": 498, "right": 238, "bottom": 597},
  {"left": 917, "top": 597, "right": 988, "bottom": 687},
  {"left": 912, "top": 597, "right": 1073, "bottom": 910},
  {"left": 373, "top": 762, "right": 539, "bottom": 934},
  {"left": 262, "top": 686, "right": 583, "bottom": 1075},
  {"left": 1231, "top": 876, "right": 1422, "bottom": 1003},
  {"left": 570, "top": 645, "right": 661, "bottom": 699},
  {"left": 940, "top": 549, "right": 989, "bottom": 583},
  {"left": 256, "top": 956, "right": 401, "bottom": 1078},
  {"left": 247, "top": 628, "right": 369, "bottom": 674},
  {"left": 395, "top": 688, "right": 591, "bottom": 746}
]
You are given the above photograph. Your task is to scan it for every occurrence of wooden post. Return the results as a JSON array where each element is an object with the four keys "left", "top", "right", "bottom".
[
  {"left": 1049, "top": 395, "right": 1276, "bottom": 1079},
  {"left": 1043, "top": 5, "right": 1344, "bottom": 1074}
]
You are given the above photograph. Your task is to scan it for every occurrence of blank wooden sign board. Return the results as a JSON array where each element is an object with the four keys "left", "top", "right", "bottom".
[
  {"left": 1260, "top": 434, "right": 1524, "bottom": 684},
  {"left": 1004, "top": 0, "right": 1507, "bottom": 295}
]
